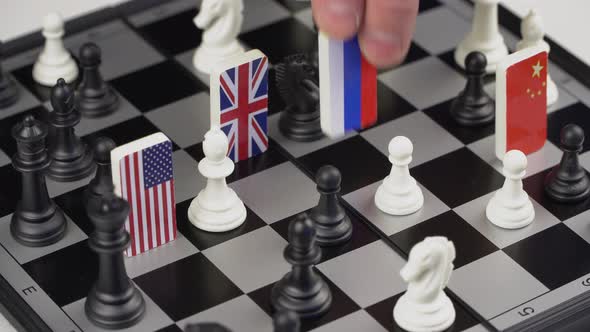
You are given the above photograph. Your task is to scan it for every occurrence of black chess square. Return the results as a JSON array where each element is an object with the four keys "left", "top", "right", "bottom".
[
  {"left": 156, "top": 325, "right": 183, "bottom": 332},
  {"left": 271, "top": 206, "right": 380, "bottom": 263},
  {"left": 240, "top": 18, "right": 317, "bottom": 64},
  {"left": 358, "top": 81, "right": 416, "bottom": 131},
  {"left": 276, "top": 0, "right": 311, "bottom": 13},
  {"left": 134, "top": 253, "right": 243, "bottom": 321},
  {"left": 423, "top": 99, "right": 495, "bottom": 145},
  {"left": 401, "top": 42, "right": 430, "bottom": 66},
  {"left": 390, "top": 210, "right": 499, "bottom": 268},
  {"left": 184, "top": 139, "right": 288, "bottom": 184},
  {"left": 138, "top": 8, "right": 201, "bottom": 56},
  {"left": 248, "top": 271, "right": 360, "bottom": 332},
  {"left": 54, "top": 186, "right": 93, "bottom": 235},
  {"left": 82, "top": 116, "right": 180, "bottom": 151},
  {"left": 523, "top": 168, "right": 590, "bottom": 221},
  {"left": 22, "top": 241, "right": 97, "bottom": 307},
  {"left": 504, "top": 223, "right": 590, "bottom": 290},
  {"left": 297, "top": 136, "right": 391, "bottom": 195},
  {"left": 547, "top": 103, "right": 590, "bottom": 154},
  {"left": 412, "top": 147, "right": 505, "bottom": 208},
  {"left": 365, "top": 291, "right": 480, "bottom": 332},
  {"left": 0, "top": 164, "right": 20, "bottom": 218},
  {"left": 0, "top": 105, "right": 49, "bottom": 158},
  {"left": 176, "top": 199, "right": 267, "bottom": 251},
  {"left": 110, "top": 60, "right": 206, "bottom": 113},
  {"left": 418, "top": 0, "right": 442, "bottom": 13}
]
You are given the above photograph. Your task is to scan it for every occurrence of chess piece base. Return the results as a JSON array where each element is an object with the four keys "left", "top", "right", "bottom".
[
  {"left": 46, "top": 148, "right": 95, "bottom": 182},
  {"left": 544, "top": 169, "right": 590, "bottom": 203},
  {"left": 393, "top": 292, "right": 455, "bottom": 332},
  {"left": 32, "top": 58, "right": 78, "bottom": 87},
  {"left": 279, "top": 106, "right": 323, "bottom": 142},
  {"left": 271, "top": 274, "right": 332, "bottom": 319},
  {"left": 486, "top": 192, "right": 535, "bottom": 229},
  {"left": 10, "top": 204, "right": 67, "bottom": 247},
  {"left": 314, "top": 215, "right": 353, "bottom": 247},
  {"left": 450, "top": 97, "right": 495, "bottom": 127},
  {"left": 85, "top": 283, "right": 145, "bottom": 329},
  {"left": 188, "top": 190, "right": 247, "bottom": 232},
  {"left": 375, "top": 178, "right": 424, "bottom": 216},
  {"left": 77, "top": 87, "right": 119, "bottom": 118},
  {"left": 454, "top": 40, "right": 508, "bottom": 74},
  {"left": 193, "top": 40, "right": 244, "bottom": 75},
  {"left": 0, "top": 77, "right": 19, "bottom": 108}
]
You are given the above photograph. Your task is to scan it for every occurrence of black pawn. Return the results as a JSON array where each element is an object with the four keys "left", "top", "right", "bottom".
[
  {"left": 271, "top": 213, "right": 332, "bottom": 319},
  {"left": 84, "top": 137, "right": 116, "bottom": 208},
  {"left": 185, "top": 323, "right": 232, "bottom": 332},
  {"left": 544, "top": 124, "right": 590, "bottom": 203},
  {"left": 76, "top": 42, "right": 119, "bottom": 117},
  {"left": 276, "top": 54, "right": 323, "bottom": 142},
  {"left": 0, "top": 41, "right": 19, "bottom": 108},
  {"left": 273, "top": 309, "right": 300, "bottom": 332},
  {"left": 450, "top": 51, "right": 495, "bottom": 126},
  {"left": 85, "top": 194, "right": 145, "bottom": 329},
  {"left": 11, "top": 115, "right": 67, "bottom": 247},
  {"left": 47, "top": 78, "right": 95, "bottom": 182},
  {"left": 309, "top": 165, "right": 352, "bottom": 246}
]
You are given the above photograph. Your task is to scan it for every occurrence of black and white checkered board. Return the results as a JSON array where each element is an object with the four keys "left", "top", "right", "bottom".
[{"left": 2, "top": 0, "right": 590, "bottom": 331}]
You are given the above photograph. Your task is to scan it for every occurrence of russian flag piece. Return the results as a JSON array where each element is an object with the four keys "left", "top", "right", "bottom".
[{"left": 319, "top": 32, "right": 377, "bottom": 138}]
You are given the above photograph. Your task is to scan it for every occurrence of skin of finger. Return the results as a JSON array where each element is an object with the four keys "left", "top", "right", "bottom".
[
  {"left": 312, "top": 0, "right": 365, "bottom": 40},
  {"left": 358, "top": 0, "right": 419, "bottom": 68}
]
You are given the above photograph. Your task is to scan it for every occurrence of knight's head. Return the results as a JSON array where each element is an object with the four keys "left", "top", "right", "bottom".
[
  {"left": 275, "top": 54, "right": 319, "bottom": 109},
  {"left": 521, "top": 9, "right": 544, "bottom": 42},
  {"left": 400, "top": 237, "right": 454, "bottom": 282}
]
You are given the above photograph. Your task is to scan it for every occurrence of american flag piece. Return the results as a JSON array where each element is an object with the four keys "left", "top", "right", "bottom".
[
  {"left": 495, "top": 44, "right": 547, "bottom": 160},
  {"left": 110, "top": 133, "right": 177, "bottom": 257},
  {"left": 210, "top": 49, "right": 269, "bottom": 162}
]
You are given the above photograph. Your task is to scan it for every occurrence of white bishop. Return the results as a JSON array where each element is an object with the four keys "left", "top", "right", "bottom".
[
  {"left": 375, "top": 136, "right": 423, "bottom": 216},
  {"left": 486, "top": 150, "right": 535, "bottom": 229},
  {"left": 192, "top": 0, "right": 245, "bottom": 74},
  {"left": 188, "top": 127, "right": 246, "bottom": 232},
  {"left": 33, "top": 13, "right": 78, "bottom": 86},
  {"left": 516, "top": 9, "right": 558, "bottom": 106}
]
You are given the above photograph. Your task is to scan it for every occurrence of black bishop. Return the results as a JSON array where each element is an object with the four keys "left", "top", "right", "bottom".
[
  {"left": 450, "top": 51, "right": 495, "bottom": 126},
  {"left": 0, "top": 41, "right": 18, "bottom": 108},
  {"left": 47, "top": 78, "right": 95, "bottom": 182},
  {"left": 271, "top": 213, "right": 332, "bottom": 319},
  {"left": 309, "top": 165, "right": 352, "bottom": 246},
  {"left": 76, "top": 42, "right": 119, "bottom": 117},
  {"left": 85, "top": 193, "right": 145, "bottom": 328},
  {"left": 84, "top": 137, "right": 116, "bottom": 208},
  {"left": 545, "top": 124, "right": 590, "bottom": 202},
  {"left": 11, "top": 115, "right": 66, "bottom": 247}
]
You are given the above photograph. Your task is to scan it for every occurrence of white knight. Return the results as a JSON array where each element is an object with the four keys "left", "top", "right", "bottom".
[
  {"left": 394, "top": 237, "right": 456, "bottom": 332},
  {"left": 193, "top": 0, "right": 245, "bottom": 74}
]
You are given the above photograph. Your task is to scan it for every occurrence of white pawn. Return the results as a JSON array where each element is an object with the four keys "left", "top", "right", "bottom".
[
  {"left": 393, "top": 237, "right": 456, "bottom": 332},
  {"left": 516, "top": 9, "right": 558, "bottom": 106},
  {"left": 486, "top": 150, "right": 535, "bottom": 229},
  {"left": 188, "top": 127, "right": 246, "bottom": 232},
  {"left": 192, "top": 0, "right": 245, "bottom": 74},
  {"left": 454, "top": 0, "right": 508, "bottom": 74},
  {"left": 375, "top": 136, "right": 424, "bottom": 216},
  {"left": 33, "top": 12, "right": 79, "bottom": 86}
]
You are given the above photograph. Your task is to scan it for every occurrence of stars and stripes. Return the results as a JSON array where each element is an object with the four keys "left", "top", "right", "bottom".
[
  {"left": 119, "top": 140, "right": 177, "bottom": 257},
  {"left": 218, "top": 53, "right": 269, "bottom": 162}
]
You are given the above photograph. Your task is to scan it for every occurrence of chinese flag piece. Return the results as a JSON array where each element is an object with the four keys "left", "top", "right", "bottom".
[
  {"left": 495, "top": 45, "right": 548, "bottom": 160},
  {"left": 111, "top": 132, "right": 177, "bottom": 257},
  {"left": 210, "top": 49, "right": 269, "bottom": 162}
]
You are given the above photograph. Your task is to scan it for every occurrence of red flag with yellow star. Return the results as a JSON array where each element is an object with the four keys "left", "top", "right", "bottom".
[{"left": 495, "top": 46, "right": 548, "bottom": 160}]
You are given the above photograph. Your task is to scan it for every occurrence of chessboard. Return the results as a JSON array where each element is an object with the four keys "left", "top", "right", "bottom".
[{"left": 2, "top": 0, "right": 590, "bottom": 331}]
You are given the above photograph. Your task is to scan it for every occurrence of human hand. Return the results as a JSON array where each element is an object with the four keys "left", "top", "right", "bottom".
[{"left": 312, "top": 0, "right": 419, "bottom": 68}]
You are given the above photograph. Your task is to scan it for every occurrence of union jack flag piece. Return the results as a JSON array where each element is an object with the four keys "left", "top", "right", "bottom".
[
  {"left": 110, "top": 132, "right": 177, "bottom": 257},
  {"left": 210, "top": 49, "right": 269, "bottom": 162}
]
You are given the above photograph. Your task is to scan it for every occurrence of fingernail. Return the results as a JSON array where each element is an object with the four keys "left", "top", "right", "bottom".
[{"left": 326, "top": 0, "right": 362, "bottom": 28}]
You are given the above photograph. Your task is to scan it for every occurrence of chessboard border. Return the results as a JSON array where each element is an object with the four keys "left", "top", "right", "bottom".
[{"left": 0, "top": 1, "right": 589, "bottom": 331}]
